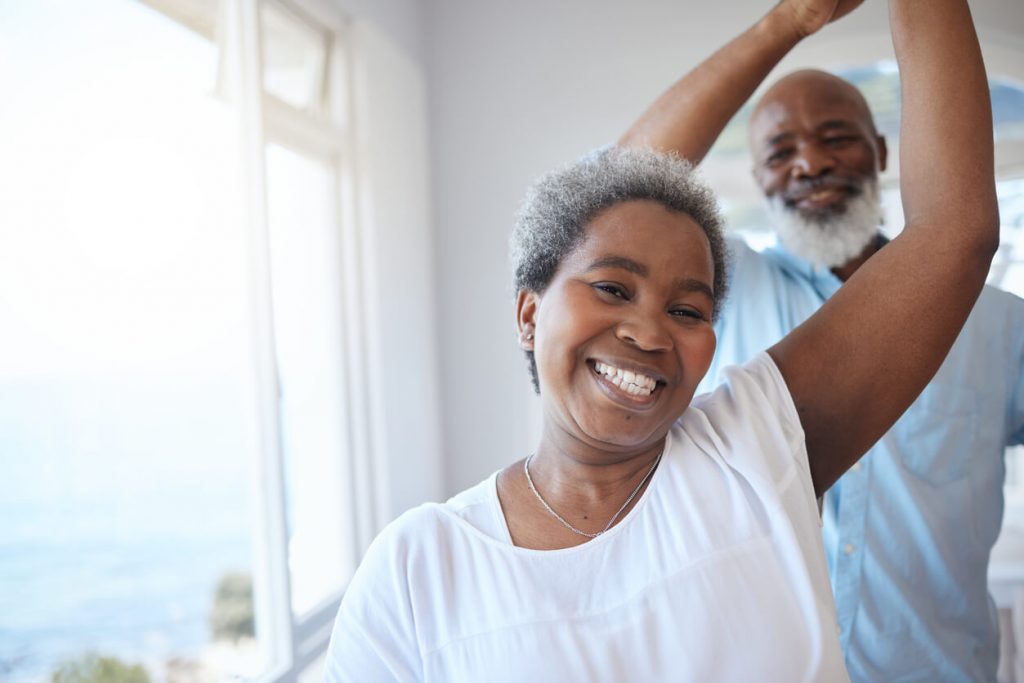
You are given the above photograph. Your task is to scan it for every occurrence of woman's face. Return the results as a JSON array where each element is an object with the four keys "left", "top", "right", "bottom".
[{"left": 517, "top": 199, "right": 717, "bottom": 455}]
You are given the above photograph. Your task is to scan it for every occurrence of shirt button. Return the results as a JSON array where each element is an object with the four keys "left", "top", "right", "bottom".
[
  {"left": 844, "top": 543, "right": 856, "bottom": 555},
  {"left": 851, "top": 462, "right": 862, "bottom": 472}
]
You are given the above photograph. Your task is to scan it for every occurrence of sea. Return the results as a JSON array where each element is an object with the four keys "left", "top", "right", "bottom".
[{"left": 0, "top": 376, "right": 255, "bottom": 682}]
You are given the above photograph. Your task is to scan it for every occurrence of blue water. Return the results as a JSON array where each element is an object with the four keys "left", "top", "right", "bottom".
[{"left": 0, "top": 377, "right": 256, "bottom": 681}]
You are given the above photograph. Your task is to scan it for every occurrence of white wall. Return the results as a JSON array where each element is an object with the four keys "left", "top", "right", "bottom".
[
  {"left": 313, "top": 0, "right": 443, "bottom": 521},
  {"left": 325, "top": 0, "right": 424, "bottom": 65},
  {"left": 423, "top": 0, "right": 1024, "bottom": 496},
  {"left": 349, "top": 19, "right": 443, "bottom": 523}
]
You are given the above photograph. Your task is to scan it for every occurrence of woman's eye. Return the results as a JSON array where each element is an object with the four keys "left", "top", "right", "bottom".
[
  {"left": 671, "top": 307, "right": 705, "bottom": 321},
  {"left": 594, "top": 283, "right": 627, "bottom": 299}
]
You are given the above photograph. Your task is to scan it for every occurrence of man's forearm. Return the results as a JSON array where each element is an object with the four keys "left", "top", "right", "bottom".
[{"left": 618, "top": 5, "right": 804, "bottom": 163}]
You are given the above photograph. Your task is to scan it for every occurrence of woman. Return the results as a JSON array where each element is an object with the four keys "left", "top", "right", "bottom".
[{"left": 325, "top": 0, "right": 996, "bottom": 680}]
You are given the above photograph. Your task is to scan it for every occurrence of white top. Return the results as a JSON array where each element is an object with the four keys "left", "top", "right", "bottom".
[{"left": 324, "top": 353, "right": 849, "bottom": 682}]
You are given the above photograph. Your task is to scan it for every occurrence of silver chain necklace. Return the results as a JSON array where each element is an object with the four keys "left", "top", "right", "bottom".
[{"left": 523, "top": 452, "right": 662, "bottom": 539}]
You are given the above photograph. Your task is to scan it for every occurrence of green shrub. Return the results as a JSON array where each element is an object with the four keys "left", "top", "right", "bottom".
[
  {"left": 210, "top": 571, "right": 254, "bottom": 641},
  {"left": 51, "top": 653, "right": 150, "bottom": 683}
]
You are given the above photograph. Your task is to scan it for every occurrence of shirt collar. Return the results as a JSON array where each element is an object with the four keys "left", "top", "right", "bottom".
[{"left": 762, "top": 240, "right": 845, "bottom": 300}]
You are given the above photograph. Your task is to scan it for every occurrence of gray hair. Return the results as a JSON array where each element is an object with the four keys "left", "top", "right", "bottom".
[{"left": 510, "top": 146, "right": 729, "bottom": 393}]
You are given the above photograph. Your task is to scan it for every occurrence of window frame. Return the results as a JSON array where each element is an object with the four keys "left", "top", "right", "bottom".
[{"left": 217, "top": 0, "right": 378, "bottom": 678}]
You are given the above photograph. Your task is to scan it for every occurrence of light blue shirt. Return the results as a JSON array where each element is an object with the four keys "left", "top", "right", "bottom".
[{"left": 700, "top": 236, "right": 1024, "bottom": 683}]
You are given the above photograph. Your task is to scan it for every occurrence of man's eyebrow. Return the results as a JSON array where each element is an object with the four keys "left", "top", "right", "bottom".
[
  {"left": 673, "top": 277, "right": 714, "bottom": 299},
  {"left": 586, "top": 256, "right": 648, "bottom": 276},
  {"left": 764, "top": 120, "right": 858, "bottom": 148},
  {"left": 765, "top": 131, "right": 794, "bottom": 148},
  {"left": 818, "top": 120, "right": 857, "bottom": 133}
]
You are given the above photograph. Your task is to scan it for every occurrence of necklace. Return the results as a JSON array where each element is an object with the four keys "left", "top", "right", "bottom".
[{"left": 523, "top": 452, "right": 662, "bottom": 539}]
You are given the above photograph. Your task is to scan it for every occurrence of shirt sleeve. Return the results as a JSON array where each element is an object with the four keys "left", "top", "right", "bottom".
[
  {"left": 324, "top": 520, "right": 423, "bottom": 683},
  {"left": 1010, "top": 319, "right": 1024, "bottom": 447},
  {"left": 686, "top": 352, "right": 824, "bottom": 565},
  {"left": 689, "top": 351, "right": 810, "bottom": 494}
]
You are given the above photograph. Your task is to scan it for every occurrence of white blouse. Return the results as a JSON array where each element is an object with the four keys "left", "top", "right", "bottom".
[{"left": 324, "top": 352, "right": 849, "bottom": 682}]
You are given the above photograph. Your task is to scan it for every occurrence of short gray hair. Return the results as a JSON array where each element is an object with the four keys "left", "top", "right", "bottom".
[{"left": 510, "top": 146, "right": 729, "bottom": 392}]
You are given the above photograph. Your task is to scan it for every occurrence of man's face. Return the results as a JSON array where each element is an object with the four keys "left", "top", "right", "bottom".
[{"left": 749, "top": 74, "right": 887, "bottom": 267}]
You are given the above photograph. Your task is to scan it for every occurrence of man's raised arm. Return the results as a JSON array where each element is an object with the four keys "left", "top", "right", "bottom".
[{"left": 619, "top": 0, "right": 863, "bottom": 161}]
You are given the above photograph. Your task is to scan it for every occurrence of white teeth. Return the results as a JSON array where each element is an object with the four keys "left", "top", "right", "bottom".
[{"left": 594, "top": 361, "right": 657, "bottom": 395}]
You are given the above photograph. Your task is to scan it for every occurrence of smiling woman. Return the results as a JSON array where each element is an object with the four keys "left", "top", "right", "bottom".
[
  {"left": 324, "top": 0, "right": 998, "bottom": 680},
  {"left": 325, "top": 147, "right": 850, "bottom": 682}
]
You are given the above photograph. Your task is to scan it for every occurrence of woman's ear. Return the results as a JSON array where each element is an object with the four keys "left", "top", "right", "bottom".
[{"left": 516, "top": 289, "right": 538, "bottom": 350}]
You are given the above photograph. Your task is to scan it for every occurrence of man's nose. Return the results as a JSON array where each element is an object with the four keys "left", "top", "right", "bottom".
[{"left": 791, "top": 142, "right": 836, "bottom": 179}]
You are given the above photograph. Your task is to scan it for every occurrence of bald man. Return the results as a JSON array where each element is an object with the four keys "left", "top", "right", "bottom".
[{"left": 620, "top": 1, "right": 1024, "bottom": 681}]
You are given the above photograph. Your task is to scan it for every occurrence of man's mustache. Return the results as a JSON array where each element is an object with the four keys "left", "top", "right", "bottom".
[{"left": 784, "top": 177, "right": 863, "bottom": 204}]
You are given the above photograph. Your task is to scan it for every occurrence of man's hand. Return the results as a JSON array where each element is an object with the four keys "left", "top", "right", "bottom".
[{"left": 779, "top": 0, "right": 864, "bottom": 38}]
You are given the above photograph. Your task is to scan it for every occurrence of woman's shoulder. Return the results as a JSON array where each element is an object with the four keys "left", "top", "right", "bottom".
[
  {"left": 361, "top": 503, "right": 452, "bottom": 567},
  {"left": 363, "top": 475, "right": 503, "bottom": 569},
  {"left": 690, "top": 352, "right": 795, "bottom": 421},
  {"left": 681, "top": 352, "right": 806, "bottom": 479}
]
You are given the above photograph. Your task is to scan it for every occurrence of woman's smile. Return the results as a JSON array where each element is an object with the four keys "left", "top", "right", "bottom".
[{"left": 588, "top": 359, "right": 664, "bottom": 409}]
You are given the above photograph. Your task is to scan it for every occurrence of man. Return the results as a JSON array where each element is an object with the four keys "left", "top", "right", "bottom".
[{"left": 620, "top": 1, "right": 1024, "bottom": 681}]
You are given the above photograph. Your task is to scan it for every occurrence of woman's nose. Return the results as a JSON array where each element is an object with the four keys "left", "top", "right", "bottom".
[{"left": 615, "top": 316, "right": 672, "bottom": 352}]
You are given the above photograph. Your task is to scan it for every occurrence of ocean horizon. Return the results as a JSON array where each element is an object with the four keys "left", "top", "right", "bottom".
[{"left": 0, "top": 376, "right": 256, "bottom": 682}]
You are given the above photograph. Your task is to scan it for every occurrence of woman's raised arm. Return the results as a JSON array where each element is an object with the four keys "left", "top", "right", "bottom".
[{"left": 769, "top": 0, "right": 999, "bottom": 492}]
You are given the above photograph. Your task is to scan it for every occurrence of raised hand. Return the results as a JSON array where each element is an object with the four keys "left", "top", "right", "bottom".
[
  {"left": 620, "top": 0, "right": 865, "bottom": 162},
  {"left": 780, "top": 0, "right": 865, "bottom": 37}
]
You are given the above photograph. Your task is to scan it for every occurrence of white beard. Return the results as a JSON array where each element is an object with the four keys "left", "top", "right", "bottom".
[{"left": 766, "top": 179, "right": 883, "bottom": 269}]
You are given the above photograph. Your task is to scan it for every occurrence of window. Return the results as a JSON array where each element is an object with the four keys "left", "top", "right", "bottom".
[
  {"left": 263, "top": 141, "right": 355, "bottom": 619},
  {"left": 0, "top": 1, "right": 366, "bottom": 680}
]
